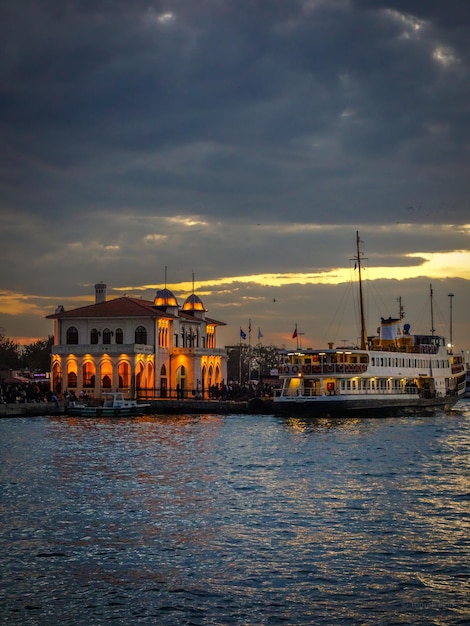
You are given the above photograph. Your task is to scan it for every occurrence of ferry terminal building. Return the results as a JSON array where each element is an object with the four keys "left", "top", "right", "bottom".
[{"left": 47, "top": 283, "right": 227, "bottom": 400}]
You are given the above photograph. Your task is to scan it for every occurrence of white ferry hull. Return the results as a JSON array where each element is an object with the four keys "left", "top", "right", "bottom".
[
  {"left": 274, "top": 233, "right": 466, "bottom": 418},
  {"left": 274, "top": 343, "right": 466, "bottom": 419},
  {"left": 273, "top": 393, "right": 462, "bottom": 418}
]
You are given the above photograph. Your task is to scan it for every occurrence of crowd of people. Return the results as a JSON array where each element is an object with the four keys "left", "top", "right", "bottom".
[
  {"left": 1, "top": 379, "right": 277, "bottom": 404},
  {"left": 0, "top": 380, "right": 57, "bottom": 404},
  {"left": 207, "top": 380, "right": 275, "bottom": 400}
]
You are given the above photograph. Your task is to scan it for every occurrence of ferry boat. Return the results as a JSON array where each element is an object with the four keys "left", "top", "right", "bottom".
[
  {"left": 273, "top": 233, "right": 466, "bottom": 417},
  {"left": 67, "top": 392, "right": 150, "bottom": 417}
]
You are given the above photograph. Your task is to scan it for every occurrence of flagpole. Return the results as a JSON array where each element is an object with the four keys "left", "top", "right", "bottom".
[
  {"left": 239, "top": 328, "right": 242, "bottom": 383},
  {"left": 248, "top": 319, "right": 252, "bottom": 383}
]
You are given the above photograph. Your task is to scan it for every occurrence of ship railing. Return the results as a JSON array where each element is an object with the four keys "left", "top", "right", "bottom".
[
  {"left": 336, "top": 387, "right": 420, "bottom": 396},
  {"left": 298, "top": 389, "right": 322, "bottom": 398},
  {"left": 280, "top": 363, "right": 368, "bottom": 375}
]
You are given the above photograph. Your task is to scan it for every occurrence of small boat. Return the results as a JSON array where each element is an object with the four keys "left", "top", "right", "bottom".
[
  {"left": 67, "top": 392, "right": 150, "bottom": 417},
  {"left": 273, "top": 232, "right": 467, "bottom": 417}
]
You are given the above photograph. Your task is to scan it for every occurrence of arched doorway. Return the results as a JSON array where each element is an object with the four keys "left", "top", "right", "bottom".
[
  {"left": 52, "top": 362, "right": 63, "bottom": 397},
  {"left": 208, "top": 365, "right": 215, "bottom": 397},
  {"left": 201, "top": 365, "right": 207, "bottom": 399},
  {"left": 145, "top": 362, "right": 154, "bottom": 395},
  {"left": 82, "top": 361, "right": 96, "bottom": 390},
  {"left": 176, "top": 365, "right": 186, "bottom": 399},
  {"left": 135, "top": 362, "right": 145, "bottom": 396},
  {"left": 118, "top": 361, "right": 130, "bottom": 389},
  {"left": 160, "top": 364, "right": 167, "bottom": 398},
  {"left": 100, "top": 360, "right": 113, "bottom": 390}
]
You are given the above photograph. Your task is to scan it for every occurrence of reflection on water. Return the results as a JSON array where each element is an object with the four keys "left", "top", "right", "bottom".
[{"left": 1, "top": 402, "right": 469, "bottom": 625}]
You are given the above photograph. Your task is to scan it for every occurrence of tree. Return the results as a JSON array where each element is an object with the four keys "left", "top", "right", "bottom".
[
  {"left": 248, "top": 344, "right": 281, "bottom": 380},
  {"left": 226, "top": 343, "right": 282, "bottom": 383},
  {"left": 0, "top": 329, "right": 22, "bottom": 369},
  {"left": 21, "top": 336, "right": 54, "bottom": 372}
]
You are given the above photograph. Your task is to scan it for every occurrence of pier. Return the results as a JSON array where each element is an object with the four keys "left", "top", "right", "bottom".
[{"left": 0, "top": 397, "right": 273, "bottom": 418}]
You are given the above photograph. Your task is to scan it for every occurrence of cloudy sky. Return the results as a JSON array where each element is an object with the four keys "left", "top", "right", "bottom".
[{"left": 1, "top": 0, "right": 469, "bottom": 355}]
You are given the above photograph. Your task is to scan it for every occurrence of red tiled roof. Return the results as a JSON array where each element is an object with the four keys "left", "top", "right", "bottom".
[
  {"left": 46, "top": 297, "right": 171, "bottom": 320},
  {"left": 46, "top": 296, "right": 225, "bottom": 325}
]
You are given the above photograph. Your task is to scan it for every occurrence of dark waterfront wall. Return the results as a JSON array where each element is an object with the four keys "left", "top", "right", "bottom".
[
  {"left": 0, "top": 398, "right": 274, "bottom": 417},
  {"left": 0, "top": 401, "right": 65, "bottom": 418}
]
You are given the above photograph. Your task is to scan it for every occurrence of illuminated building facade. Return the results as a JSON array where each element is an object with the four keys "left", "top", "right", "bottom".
[{"left": 47, "top": 283, "right": 227, "bottom": 399}]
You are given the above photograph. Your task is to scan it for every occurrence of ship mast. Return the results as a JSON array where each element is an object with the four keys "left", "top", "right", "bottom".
[
  {"left": 430, "top": 283, "right": 435, "bottom": 336},
  {"left": 356, "top": 231, "right": 368, "bottom": 350}
]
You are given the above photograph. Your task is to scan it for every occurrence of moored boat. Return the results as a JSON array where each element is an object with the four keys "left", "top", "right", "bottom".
[
  {"left": 67, "top": 392, "right": 150, "bottom": 417},
  {"left": 273, "top": 233, "right": 466, "bottom": 417}
]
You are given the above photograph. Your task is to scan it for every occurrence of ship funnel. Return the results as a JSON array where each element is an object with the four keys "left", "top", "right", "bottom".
[{"left": 379, "top": 317, "right": 401, "bottom": 345}]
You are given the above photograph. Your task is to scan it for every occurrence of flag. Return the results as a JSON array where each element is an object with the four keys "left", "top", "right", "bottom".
[
  {"left": 240, "top": 328, "right": 247, "bottom": 340},
  {"left": 248, "top": 320, "right": 252, "bottom": 334},
  {"left": 292, "top": 325, "right": 298, "bottom": 339},
  {"left": 258, "top": 328, "right": 263, "bottom": 340}
]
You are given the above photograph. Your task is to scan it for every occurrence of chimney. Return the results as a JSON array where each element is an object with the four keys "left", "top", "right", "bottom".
[{"left": 95, "top": 282, "right": 107, "bottom": 304}]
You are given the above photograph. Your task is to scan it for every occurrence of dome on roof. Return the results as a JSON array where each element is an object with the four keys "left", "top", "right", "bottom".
[
  {"left": 154, "top": 288, "right": 178, "bottom": 308},
  {"left": 182, "top": 293, "right": 206, "bottom": 312}
]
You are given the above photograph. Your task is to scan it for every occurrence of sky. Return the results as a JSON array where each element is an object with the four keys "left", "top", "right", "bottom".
[{"left": 1, "top": 0, "right": 469, "bottom": 358}]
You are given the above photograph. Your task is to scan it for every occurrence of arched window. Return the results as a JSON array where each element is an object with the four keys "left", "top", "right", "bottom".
[
  {"left": 82, "top": 362, "right": 96, "bottom": 388},
  {"left": 115, "top": 328, "right": 124, "bottom": 344},
  {"left": 67, "top": 371, "right": 77, "bottom": 387},
  {"left": 66, "top": 326, "right": 79, "bottom": 344},
  {"left": 135, "top": 325, "right": 147, "bottom": 344},
  {"left": 103, "top": 328, "right": 112, "bottom": 344},
  {"left": 118, "top": 362, "right": 130, "bottom": 388},
  {"left": 90, "top": 328, "right": 99, "bottom": 344}
]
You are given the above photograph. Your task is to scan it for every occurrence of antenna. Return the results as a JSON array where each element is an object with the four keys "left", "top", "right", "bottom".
[{"left": 397, "top": 296, "right": 405, "bottom": 320}]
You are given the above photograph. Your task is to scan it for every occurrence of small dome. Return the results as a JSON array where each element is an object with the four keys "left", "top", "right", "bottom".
[
  {"left": 154, "top": 288, "right": 178, "bottom": 308},
  {"left": 182, "top": 293, "right": 206, "bottom": 312}
]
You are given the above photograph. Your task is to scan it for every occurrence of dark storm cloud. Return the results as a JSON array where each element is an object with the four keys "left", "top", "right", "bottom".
[
  {"left": 2, "top": 0, "right": 469, "bottom": 221},
  {"left": 1, "top": 1, "right": 470, "bottom": 342}
]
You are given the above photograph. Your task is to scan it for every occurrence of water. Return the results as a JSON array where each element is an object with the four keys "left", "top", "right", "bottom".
[{"left": 1, "top": 403, "right": 469, "bottom": 625}]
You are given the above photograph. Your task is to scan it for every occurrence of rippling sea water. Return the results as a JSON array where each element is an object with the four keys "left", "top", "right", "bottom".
[{"left": 1, "top": 402, "right": 469, "bottom": 625}]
